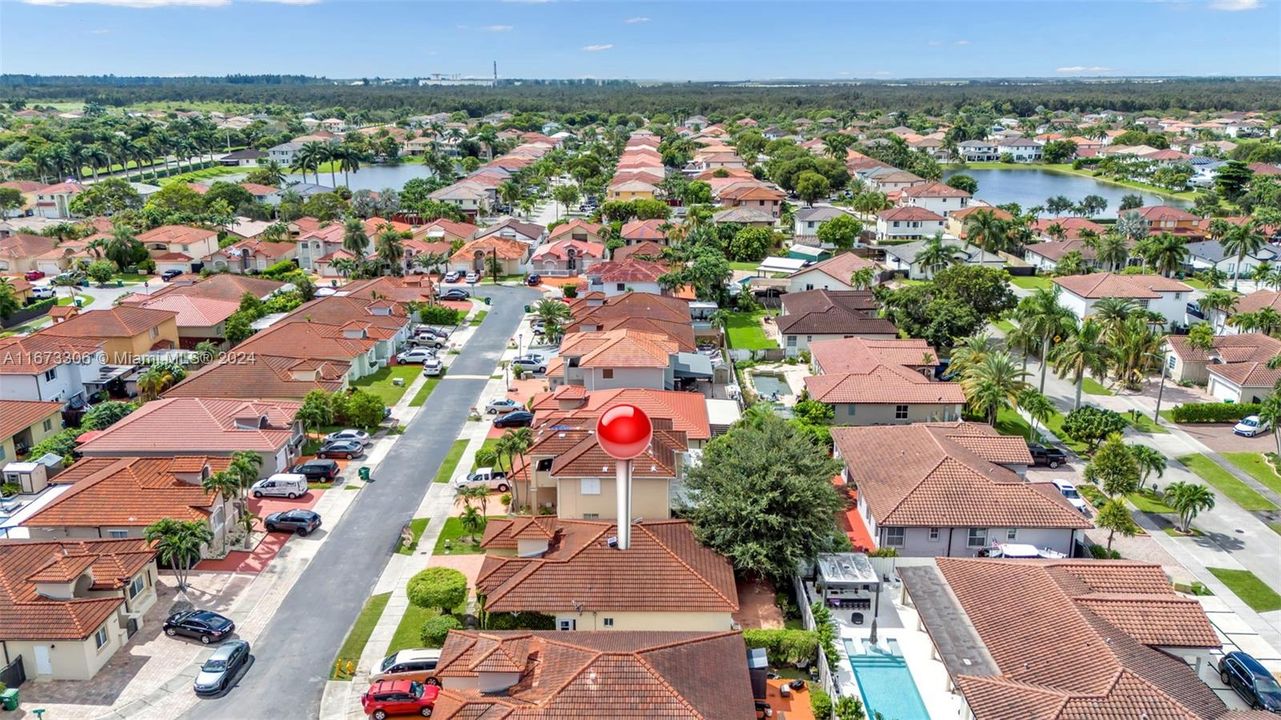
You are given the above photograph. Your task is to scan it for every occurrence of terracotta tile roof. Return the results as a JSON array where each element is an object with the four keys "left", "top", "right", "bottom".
[
  {"left": 475, "top": 218, "right": 545, "bottom": 243},
  {"left": 1233, "top": 289, "right": 1281, "bottom": 315},
  {"left": 789, "top": 252, "right": 878, "bottom": 285},
  {"left": 136, "top": 224, "right": 217, "bottom": 246},
  {"left": 878, "top": 206, "right": 945, "bottom": 222},
  {"left": 831, "top": 423, "right": 1088, "bottom": 529},
  {"left": 1053, "top": 273, "right": 1191, "bottom": 299},
  {"left": 805, "top": 364, "right": 964, "bottom": 405},
  {"left": 810, "top": 337, "right": 939, "bottom": 374},
  {"left": 541, "top": 424, "right": 687, "bottom": 479},
  {"left": 134, "top": 294, "right": 241, "bottom": 329},
  {"left": 452, "top": 236, "right": 527, "bottom": 262},
  {"left": 528, "top": 387, "right": 711, "bottom": 440},
  {"left": 620, "top": 219, "right": 668, "bottom": 242},
  {"left": 1136, "top": 205, "right": 1200, "bottom": 223},
  {"left": 951, "top": 206, "right": 1015, "bottom": 222},
  {"left": 24, "top": 456, "right": 231, "bottom": 528},
  {"left": 0, "top": 400, "right": 63, "bottom": 440},
  {"left": 777, "top": 289, "right": 896, "bottom": 336},
  {"left": 567, "top": 292, "right": 694, "bottom": 350},
  {"left": 432, "top": 630, "right": 753, "bottom": 720},
  {"left": 234, "top": 320, "right": 378, "bottom": 361},
  {"left": 1209, "top": 360, "right": 1281, "bottom": 389},
  {"left": 0, "top": 538, "right": 154, "bottom": 640},
  {"left": 901, "top": 558, "right": 1230, "bottom": 720},
  {"left": 415, "top": 218, "right": 479, "bottom": 242},
  {"left": 0, "top": 334, "right": 104, "bottom": 374},
  {"left": 612, "top": 241, "right": 666, "bottom": 262},
  {"left": 238, "top": 182, "right": 278, "bottom": 196},
  {"left": 547, "top": 219, "right": 604, "bottom": 240},
  {"left": 1025, "top": 239, "right": 1099, "bottom": 262},
  {"left": 36, "top": 306, "right": 176, "bottom": 340},
  {"left": 164, "top": 354, "right": 346, "bottom": 400},
  {"left": 1165, "top": 332, "right": 1280, "bottom": 364},
  {"left": 585, "top": 258, "right": 669, "bottom": 284},
  {"left": 0, "top": 233, "right": 57, "bottom": 260},
  {"left": 1030, "top": 217, "right": 1107, "bottom": 239},
  {"left": 717, "top": 182, "right": 784, "bottom": 202},
  {"left": 338, "top": 276, "right": 436, "bottom": 305},
  {"left": 530, "top": 238, "right": 606, "bottom": 262},
  {"left": 477, "top": 520, "right": 737, "bottom": 614},
  {"left": 902, "top": 181, "right": 971, "bottom": 199},
  {"left": 558, "top": 329, "right": 677, "bottom": 369},
  {"left": 77, "top": 397, "right": 299, "bottom": 454},
  {"left": 220, "top": 237, "right": 295, "bottom": 259}
]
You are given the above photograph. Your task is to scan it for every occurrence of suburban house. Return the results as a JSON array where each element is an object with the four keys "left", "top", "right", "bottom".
[
  {"left": 449, "top": 235, "right": 528, "bottom": 276},
  {"left": 957, "top": 140, "right": 1000, "bottom": 162},
  {"left": 0, "top": 538, "right": 158, "bottom": 680},
  {"left": 0, "top": 400, "right": 63, "bottom": 464},
  {"left": 717, "top": 182, "right": 785, "bottom": 218},
  {"left": 21, "top": 456, "right": 236, "bottom": 558},
  {"left": 875, "top": 207, "right": 946, "bottom": 241},
  {"left": 475, "top": 217, "right": 546, "bottom": 248},
  {"left": 528, "top": 237, "right": 605, "bottom": 277},
  {"left": 883, "top": 239, "right": 1006, "bottom": 280},
  {"left": 831, "top": 422, "right": 1090, "bottom": 556},
  {"left": 210, "top": 237, "right": 298, "bottom": 274},
  {"left": 897, "top": 558, "right": 1229, "bottom": 720},
  {"left": 430, "top": 183, "right": 491, "bottom": 218},
  {"left": 477, "top": 518, "right": 738, "bottom": 631},
  {"left": 810, "top": 336, "right": 939, "bottom": 375},
  {"left": 1220, "top": 289, "right": 1281, "bottom": 335},
  {"left": 1135, "top": 205, "right": 1202, "bottom": 236},
  {"left": 864, "top": 168, "right": 925, "bottom": 192},
  {"left": 547, "top": 218, "right": 605, "bottom": 245},
  {"left": 267, "top": 141, "right": 302, "bottom": 166},
  {"left": 0, "top": 233, "right": 59, "bottom": 274},
  {"left": 584, "top": 258, "right": 669, "bottom": 296},
  {"left": 946, "top": 206, "right": 1014, "bottom": 239},
  {"left": 548, "top": 329, "right": 680, "bottom": 392},
  {"left": 900, "top": 182, "right": 971, "bottom": 217},
  {"left": 619, "top": 218, "right": 668, "bottom": 246},
  {"left": 1024, "top": 239, "right": 1114, "bottom": 272},
  {"left": 996, "top": 137, "right": 1043, "bottom": 161},
  {"left": 612, "top": 241, "right": 665, "bottom": 262},
  {"left": 1053, "top": 273, "right": 1193, "bottom": 329},
  {"left": 124, "top": 274, "right": 286, "bottom": 349},
  {"left": 429, "top": 630, "right": 753, "bottom": 719},
  {"left": 163, "top": 354, "right": 347, "bottom": 401},
  {"left": 76, "top": 397, "right": 304, "bottom": 475},
  {"left": 1030, "top": 217, "right": 1106, "bottom": 241},
  {"left": 805, "top": 337, "right": 961, "bottom": 424},
  {"left": 566, "top": 292, "right": 695, "bottom": 351},
  {"left": 412, "top": 218, "right": 478, "bottom": 247},
  {"left": 1206, "top": 355, "right": 1281, "bottom": 404},
  {"left": 0, "top": 334, "right": 107, "bottom": 404},
  {"left": 217, "top": 148, "right": 266, "bottom": 167},
  {"left": 777, "top": 290, "right": 897, "bottom": 356},
  {"left": 793, "top": 206, "right": 856, "bottom": 243},
  {"left": 1186, "top": 238, "right": 1280, "bottom": 278},
  {"left": 136, "top": 225, "right": 220, "bottom": 274},
  {"left": 34, "top": 182, "right": 84, "bottom": 219},
  {"left": 37, "top": 306, "right": 180, "bottom": 364},
  {"left": 785, "top": 252, "right": 878, "bottom": 293},
  {"left": 1163, "top": 332, "right": 1281, "bottom": 388},
  {"left": 528, "top": 386, "right": 711, "bottom": 449}
]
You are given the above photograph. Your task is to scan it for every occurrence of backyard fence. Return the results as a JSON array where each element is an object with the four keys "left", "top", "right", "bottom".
[{"left": 793, "top": 575, "right": 836, "bottom": 699}]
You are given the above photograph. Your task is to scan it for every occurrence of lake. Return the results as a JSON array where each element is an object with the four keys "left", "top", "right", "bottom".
[
  {"left": 941, "top": 167, "right": 1189, "bottom": 217},
  {"left": 225, "top": 163, "right": 437, "bottom": 193}
]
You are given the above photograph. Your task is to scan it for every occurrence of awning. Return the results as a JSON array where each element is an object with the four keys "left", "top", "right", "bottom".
[{"left": 673, "top": 352, "right": 713, "bottom": 379}]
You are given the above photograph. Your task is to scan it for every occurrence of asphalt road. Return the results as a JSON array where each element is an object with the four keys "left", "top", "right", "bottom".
[{"left": 187, "top": 284, "right": 539, "bottom": 720}]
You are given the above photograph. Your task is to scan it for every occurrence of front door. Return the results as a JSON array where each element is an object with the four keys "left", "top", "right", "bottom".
[{"left": 33, "top": 645, "right": 52, "bottom": 675}]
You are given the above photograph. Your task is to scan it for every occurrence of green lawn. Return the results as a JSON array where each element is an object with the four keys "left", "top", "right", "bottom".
[
  {"left": 729, "top": 261, "right": 761, "bottom": 271},
  {"left": 1010, "top": 275, "right": 1053, "bottom": 290},
  {"left": 409, "top": 376, "right": 441, "bottom": 407},
  {"left": 1127, "top": 489, "right": 1175, "bottom": 514},
  {"left": 470, "top": 310, "right": 488, "bottom": 326},
  {"left": 432, "top": 516, "right": 500, "bottom": 555},
  {"left": 1081, "top": 376, "right": 1112, "bottom": 396},
  {"left": 724, "top": 312, "right": 776, "bottom": 351},
  {"left": 396, "top": 518, "right": 430, "bottom": 556},
  {"left": 1178, "top": 455, "right": 1279, "bottom": 512},
  {"left": 1042, "top": 410, "right": 1090, "bottom": 455},
  {"left": 57, "top": 295, "right": 95, "bottom": 307},
  {"left": 351, "top": 365, "right": 420, "bottom": 406},
  {"left": 471, "top": 438, "right": 506, "bottom": 471},
  {"left": 1221, "top": 452, "right": 1281, "bottom": 496},
  {"left": 116, "top": 273, "right": 152, "bottom": 283},
  {"left": 1124, "top": 411, "right": 1167, "bottom": 434},
  {"left": 388, "top": 604, "right": 442, "bottom": 655},
  {"left": 330, "top": 592, "right": 391, "bottom": 679},
  {"left": 433, "top": 439, "right": 469, "bottom": 484},
  {"left": 156, "top": 164, "right": 246, "bottom": 185},
  {"left": 995, "top": 406, "right": 1036, "bottom": 440},
  {"left": 1207, "top": 567, "right": 1281, "bottom": 613}
]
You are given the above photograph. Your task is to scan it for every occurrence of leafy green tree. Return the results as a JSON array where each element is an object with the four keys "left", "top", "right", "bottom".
[
  {"left": 1165, "top": 481, "right": 1216, "bottom": 534},
  {"left": 1215, "top": 160, "right": 1255, "bottom": 201},
  {"left": 945, "top": 174, "right": 978, "bottom": 195},
  {"left": 680, "top": 410, "right": 844, "bottom": 583},
  {"left": 1040, "top": 140, "right": 1078, "bottom": 164},
  {"left": 728, "top": 226, "right": 772, "bottom": 262},
  {"left": 878, "top": 265, "right": 1015, "bottom": 350},
  {"left": 1062, "top": 407, "right": 1127, "bottom": 453},
  {"left": 297, "top": 390, "right": 333, "bottom": 435},
  {"left": 85, "top": 259, "right": 115, "bottom": 285},
  {"left": 105, "top": 225, "right": 146, "bottom": 272},
  {"left": 419, "top": 615, "right": 462, "bottom": 648},
  {"left": 1095, "top": 498, "right": 1138, "bottom": 551},
  {"left": 407, "top": 567, "right": 468, "bottom": 615},
  {"left": 816, "top": 214, "right": 862, "bottom": 250},
  {"left": 1085, "top": 434, "right": 1140, "bottom": 495},
  {"left": 333, "top": 389, "right": 386, "bottom": 429},
  {"left": 68, "top": 178, "right": 142, "bottom": 216},
  {"left": 0, "top": 278, "right": 21, "bottom": 323},
  {"left": 0, "top": 187, "right": 23, "bottom": 219},
  {"left": 223, "top": 312, "right": 255, "bottom": 346},
  {"left": 794, "top": 171, "right": 831, "bottom": 206}
]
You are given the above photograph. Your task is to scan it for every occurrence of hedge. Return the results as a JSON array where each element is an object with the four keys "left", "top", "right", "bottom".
[
  {"left": 1169, "top": 402, "right": 1262, "bottom": 424},
  {"left": 419, "top": 614, "right": 462, "bottom": 647},
  {"left": 483, "top": 611, "right": 555, "bottom": 631},
  {"left": 742, "top": 628, "right": 818, "bottom": 666},
  {"left": 420, "top": 304, "right": 464, "bottom": 326}
]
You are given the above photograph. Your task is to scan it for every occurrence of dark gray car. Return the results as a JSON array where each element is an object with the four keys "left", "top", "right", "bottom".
[
  {"left": 193, "top": 639, "right": 250, "bottom": 695},
  {"left": 264, "top": 509, "right": 322, "bottom": 535}
]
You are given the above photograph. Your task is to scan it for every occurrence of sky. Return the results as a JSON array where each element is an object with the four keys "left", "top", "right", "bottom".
[{"left": 0, "top": 0, "right": 1279, "bottom": 80}]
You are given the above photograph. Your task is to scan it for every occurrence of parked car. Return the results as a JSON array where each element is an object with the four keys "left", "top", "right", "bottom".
[
  {"left": 372, "top": 649, "right": 442, "bottom": 685},
  {"left": 525, "top": 274, "right": 542, "bottom": 286},
  {"left": 438, "top": 288, "right": 470, "bottom": 301},
  {"left": 411, "top": 334, "right": 446, "bottom": 349},
  {"left": 511, "top": 355, "right": 547, "bottom": 374},
  {"left": 316, "top": 440, "right": 364, "bottom": 459},
  {"left": 421, "top": 357, "right": 444, "bottom": 377},
  {"left": 161, "top": 269, "right": 184, "bottom": 281},
  {"left": 32, "top": 286, "right": 56, "bottom": 300},
  {"left": 465, "top": 271, "right": 479, "bottom": 284},
  {"left": 264, "top": 509, "right": 322, "bottom": 535},
  {"left": 485, "top": 398, "right": 521, "bottom": 414},
  {"left": 290, "top": 459, "right": 339, "bottom": 481},
  {"left": 164, "top": 609, "right": 236, "bottom": 645},
  {"left": 1027, "top": 443, "right": 1068, "bottom": 469},
  {"left": 415, "top": 326, "right": 449, "bottom": 339},
  {"left": 1234, "top": 415, "right": 1271, "bottom": 437},
  {"left": 443, "top": 270, "right": 462, "bottom": 283},
  {"left": 452, "top": 467, "right": 509, "bottom": 492},
  {"left": 325, "top": 428, "right": 372, "bottom": 446},
  {"left": 193, "top": 639, "right": 251, "bottom": 696},
  {"left": 493, "top": 410, "right": 534, "bottom": 428},
  {"left": 397, "top": 347, "right": 437, "bottom": 364},
  {"left": 251, "top": 473, "right": 308, "bottom": 499},
  {"left": 23, "top": 270, "right": 45, "bottom": 281},
  {"left": 361, "top": 679, "right": 440, "bottom": 719},
  {"left": 1219, "top": 651, "right": 1281, "bottom": 712},
  {"left": 1052, "top": 479, "right": 1089, "bottom": 514}
]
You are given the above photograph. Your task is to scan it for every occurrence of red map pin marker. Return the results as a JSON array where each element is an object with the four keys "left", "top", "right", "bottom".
[{"left": 595, "top": 404, "right": 653, "bottom": 460}]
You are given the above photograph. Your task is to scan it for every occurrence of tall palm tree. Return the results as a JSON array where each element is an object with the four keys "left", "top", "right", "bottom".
[
  {"left": 1146, "top": 232, "right": 1190, "bottom": 277},
  {"left": 338, "top": 146, "right": 362, "bottom": 187},
  {"left": 1111, "top": 315, "right": 1162, "bottom": 389},
  {"left": 342, "top": 217, "right": 369, "bottom": 258},
  {"left": 144, "top": 518, "right": 213, "bottom": 591},
  {"left": 1017, "top": 388, "right": 1054, "bottom": 441},
  {"left": 960, "top": 350, "right": 1031, "bottom": 424},
  {"left": 915, "top": 233, "right": 964, "bottom": 278},
  {"left": 1230, "top": 308, "right": 1281, "bottom": 336},
  {"left": 1221, "top": 221, "right": 1266, "bottom": 292},
  {"left": 948, "top": 333, "right": 991, "bottom": 379},
  {"left": 257, "top": 161, "right": 286, "bottom": 187},
  {"left": 1131, "top": 445, "right": 1167, "bottom": 489},
  {"left": 1049, "top": 318, "right": 1112, "bottom": 409},
  {"left": 1092, "top": 297, "right": 1139, "bottom": 341},
  {"left": 1197, "top": 289, "right": 1237, "bottom": 332},
  {"left": 375, "top": 228, "right": 405, "bottom": 276},
  {"left": 495, "top": 427, "right": 533, "bottom": 513},
  {"left": 320, "top": 143, "right": 339, "bottom": 187},
  {"left": 1095, "top": 233, "right": 1129, "bottom": 272},
  {"left": 1165, "top": 481, "right": 1216, "bottom": 534},
  {"left": 962, "top": 210, "right": 1009, "bottom": 254},
  {"left": 201, "top": 470, "right": 241, "bottom": 554},
  {"left": 1018, "top": 287, "right": 1076, "bottom": 393}
]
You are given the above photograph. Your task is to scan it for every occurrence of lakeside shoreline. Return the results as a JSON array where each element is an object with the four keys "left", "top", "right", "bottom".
[{"left": 943, "top": 161, "right": 1200, "bottom": 202}]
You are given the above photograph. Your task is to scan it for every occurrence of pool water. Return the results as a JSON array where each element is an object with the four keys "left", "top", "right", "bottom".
[
  {"left": 844, "top": 640, "right": 931, "bottom": 720},
  {"left": 751, "top": 373, "right": 792, "bottom": 399}
]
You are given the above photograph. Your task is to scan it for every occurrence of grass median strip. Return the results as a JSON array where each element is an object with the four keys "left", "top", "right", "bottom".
[
  {"left": 330, "top": 592, "right": 391, "bottom": 679},
  {"left": 409, "top": 376, "right": 441, "bottom": 407},
  {"left": 1179, "top": 454, "right": 1279, "bottom": 512},
  {"left": 1222, "top": 452, "right": 1281, "bottom": 496},
  {"left": 1207, "top": 567, "right": 1281, "bottom": 613},
  {"left": 396, "top": 518, "right": 429, "bottom": 556},
  {"left": 433, "top": 439, "right": 469, "bottom": 483}
]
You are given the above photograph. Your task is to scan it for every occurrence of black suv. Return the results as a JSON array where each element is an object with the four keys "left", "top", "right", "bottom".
[
  {"left": 164, "top": 609, "right": 235, "bottom": 644},
  {"left": 1220, "top": 651, "right": 1281, "bottom": 712},
  {"left": 1027, "top": 443, "right": 1068, "bottom": 469},
  {"left": 291, "top": 459, "right": 340, "bottom": 481}
]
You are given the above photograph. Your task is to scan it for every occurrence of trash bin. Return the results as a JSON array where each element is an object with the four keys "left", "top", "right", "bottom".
[
  {"left": 523, "top": 304, "right": 532, "bottom": 313},
  {"left": 483, "top": 296, "right": 492, "bottom": 305},
  {"left": 1, "top": 687, "right": 19, "bottom": 710},
  {"left": 358, "top": 467, "right": 371, "bottom": 482}
]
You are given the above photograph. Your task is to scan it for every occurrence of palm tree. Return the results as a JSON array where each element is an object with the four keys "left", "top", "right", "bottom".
[
  {"left": 1165, "top": 481, "right": 1216, "bottom": 533},
  {"left": 1018, "top": 287, "right": 1076, "bottom": 393},
  {"left": 298, "top": 141, "right": 328, "bottom": 184},
  {"left": 963, "top": 210, "right": 1009, "bottom": 254},
  {"left": 342, "top": 217, "right": 370, "bottom": 258},
  {"left": 338, "top": 146, "right": 362, "bottom": 187},
  {"left": 1197, "top": 289, "right": 1237, "bottom": 332},
  {"left": 138, "top": 365, "right": 180, "bottom": 400},
  {"left": 1146, "top": 233, "right": 1190, "bottom": 277},
  {"left": 459, "top": 505, "right": 486, "bottom": 544},
  {"left": 375, "top": 228, "right": 406, "bottom": 276},
  {"left": 453, "top": 485, "right": 488, "bottom": 517},
  {"left": 1016, "top": 388, "right": 1055, "bottom": 441},
  {"left": 1230, "top": 308, "right": 1281, "bottom": 336},
  {"left": 413, "top": 251, "right": 449, "bottom": 277},
  {"left": 915, "top": 233, "right": 963, "bottom": 278},
  {"left": 849, "top": 267, "right": 876, "bottom": 290},
  {"left": 1095, "top": 233, "right": 1129, "bottom": 272},
  {"left": 535, "top": 298, "right": 572, "bottom": 342},
  {"left": 201, "top": 470, "right": 240, "bottom": 554},
  {"left": 495, "top": 427, "right": 533, "bottom": 513},
  {"left": 144, "top": 518, "right": 213, "bottom": 591},
  {"left": 1111, "top": 315, "right": 1162, "bottom": 389},
  {"left": 1131, "top": 445, "right": 1167, "bottom": 489},
  {"left": 1258, "top": 392, "right": 1281, "bottom": 456},
  {"left": 256, "top": 161, "right": 286, "bottom": 186},
  {"left": 1221, "top": 221, "right": 1266, "bottom": 291},
  {"left": 1092, "top": 297, "right": 1139, "bottom": 341},
  {"left": 960, "top": 350, "right": 1030, "bottom": 424},
  {"left": 320, "top": 143, "right": 339, "bottom": 187},
  {"left": 1049, "top": 318, "right": 1111, "bottom": 409},
  {"left": 948, "top": 333, "right": 991, "bottom": 379}
]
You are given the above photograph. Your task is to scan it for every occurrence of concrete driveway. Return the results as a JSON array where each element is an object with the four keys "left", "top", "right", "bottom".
[{"left": 1176, "top": 423, "right": 1277, "bottom": 454}]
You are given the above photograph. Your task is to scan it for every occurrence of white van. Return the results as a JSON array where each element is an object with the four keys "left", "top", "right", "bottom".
[{"left": 250, "top": 473, "right": 308, "bottom": 499}]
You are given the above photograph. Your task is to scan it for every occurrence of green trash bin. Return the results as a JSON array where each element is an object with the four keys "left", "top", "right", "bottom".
[
  {"left": 523, "top": 304, "right": 532, "bottom": 313},
  {"left": 1, "top": 687, "right": 19, "bottom": 710},
  {"left": 358, "top": 466, "right": 371, "bottom": 482},
  {"left": 483, "top": 296, "right": 492, "bottom": 305}
]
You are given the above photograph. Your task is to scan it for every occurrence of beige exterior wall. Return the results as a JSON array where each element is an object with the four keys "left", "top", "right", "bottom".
[
  {"left": 26, "top": 498, "right": 232, "bottom": 557},
  {"left": 554, "top": 476, "right": 672, "bottom": 520},
  {"left": 0, "top": 409, "right": 62, "bottom": 463},
  {"left": 99, "top": 317, "right": 181, "bottom": 364},
  {"left": 830, "top": 402, "right": 961, "bottom": 426},
  {"left": 552, "top": 610, "right": 733, "bottom": 632}
]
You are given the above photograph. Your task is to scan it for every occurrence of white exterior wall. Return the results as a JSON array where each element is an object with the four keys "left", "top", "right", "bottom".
[
  {"left": 551, "top": 611, "right": 733, "bottom": 632},
  {"left": 880, "top": 525, "right": 1076, "bottom": 558},
  {"left": 876, "top": 218, "right": 945, "bottom": 241},
  {"left": 787, "top": 271, "right": 853, "bottom": 293},
  {"left": 583, "top": 367, "right": 667, "bottom": 391},
  {"left": 589, "top": 279, "right": 663, "bottom": 297},
  {"left": 0, "top": 355, "right": 106, "bottom": 403},
  {"left": 907, "top": 196, "right": 969, "bottom": 217}
]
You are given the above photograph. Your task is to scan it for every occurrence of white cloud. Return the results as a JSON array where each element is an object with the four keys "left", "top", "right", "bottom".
[
  {"left": 582, "top": 43, "right": 613, "bottom": 52},
  {"left": 1056, "top": 65, "right": 1115, "bottom": 73},
  {"left": 1209, "top": 0, "right": 1260, "bottom": 9},
  {"left": 954, "top": 39, "right": 971, "bottom": 45},
  {"left": 625, "top": 16, "right": 649, "bottom": 23},
  {"left": 482, "top": 24, "right": 514, "bottom": 32}
]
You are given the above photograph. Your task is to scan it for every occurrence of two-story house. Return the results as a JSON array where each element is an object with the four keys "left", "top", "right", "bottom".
[
  {"left": 0, "top": 399, "right": 64, "bottom": 464},
  {"left": 996, "top": 137, "right": 1043, "bottom": 162},
  {"left": 777, "top": 289, "right": 897, "bottom": 356},
  {"left": 805, "top": 336, "right": 960, "bottom": 424},
  {"left": 583, "top": 258, "right": 669, "bottom": 297},
  {"left": 793, "top": 206, "right": 857, "bottom": 244},
  {"left": 1053, "top": 273, "right": 1193, "bottom": 329},
  {"left": 876, "top": 207, "right": 946, "bottom": 241},
  {"left": 37, "top": 306, "right": 180, "bottom": 365},
  {"left": 549, "top": 329, "right": 679, "bottom": 392},
  {"left": 34, "top": 182, "right": 84, "bottom": 219},
  {"left": 717, "top": 181, "right": 785, "bottom": 218},
  {"left": 529, "top": 238, "right": 605, "bottom": 277},
  {"left": 785, "top": 252, "right": 879, "bottom": 294},
  {"left": 900, "top": 182, "right": 971, "bottom": 217},
  {"left": 136, "top": 225, "right": 221, "bottom": 274},
  {"left": 956, "top": 140, "right": 999, "bottom": 162},
  {"left": 0, "top": 335, "right": 107, "bottom": 405},
  {"left": 1135, "top": 205, "right": 1202, "bottom": 237}
]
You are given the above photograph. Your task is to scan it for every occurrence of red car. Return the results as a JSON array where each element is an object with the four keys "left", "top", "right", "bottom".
[
  {"left": 361, "top": 680, "right": 439, "bottom": 719},
  {"left": 24, "top": 270, "right": 45, "bottom": 281}
]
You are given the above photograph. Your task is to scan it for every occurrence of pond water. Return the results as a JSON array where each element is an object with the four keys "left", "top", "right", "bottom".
[
  {"left": 942, "top": 168, "right": 1189, "bottom": 217},
  {"left": 223, "top": 163, "right": 437, "bottom": 193}
]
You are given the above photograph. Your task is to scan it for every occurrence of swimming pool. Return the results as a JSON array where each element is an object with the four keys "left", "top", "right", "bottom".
[
  {"left": 844, "top": 639, "right": 931, "bottom": 720},
  {"left": 750, "top": 372, "right": 792, "bottom": 400}
]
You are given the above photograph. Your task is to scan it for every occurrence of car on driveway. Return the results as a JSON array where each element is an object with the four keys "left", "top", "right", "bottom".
[
  {"left": 290, "top": 459, "right": 339, "bottom": 481},
  {"left": 250, "top": 473, "right": 308, "bottom": 499},
  {"left": 485, "top": 398, "right": 521, "bottom": 414},
  {"left": 526, "top": 274, "right": 542, "bottom": 286},
  {"left": 438, "top": 288, "right": 470, "bottom": 301},
  {"left": 161, "top": 269, "right": 184, "bottom": 281},
  {"left": 1027, "top": 443, "right": 1068, "bottom": 468},
  {"left": 511, "top": 355, "right": 547, "bottom": 374},
  {"left": 23, "top": 270, "right": 45, "bottom": 281},
  {"left": 193, "top": 639, "right": 251, "bottom": 696},
  {"left": 397, "top": 347, "right": 436, "bottom": 364},
  {"left": 1052, "top": 479, "right": 1089, "bottom": 514},
  {"left": 1219, "top": 650, "right": 1281, "bottom": 712},
  {"left": 493, "top": 410, "right": 534, "bottom": 428},
  {"left": 32, "top": 286, "right": 56, "bottom": 300},
  {"left": 325, "top": 428, "right": 371, "bottom": 446},
  {"left": 316, "top": 440, "right": 364, "bottom": 459},
  {"left": 361, "top": 679, "right": 440, "bottom": 719},
  {"left": 164, "top": 609, "right": 236, "bottom": 645},
  {"left": 264, "top": 509, "right": 322, "bottom": 535},
  {"left": 465, "top": 271, "right": 479, "bottom": 284},
  {"left": 1234, "top": 415, "right": 1271, "bottom": 437},
  {"left": 411, "top": 334, "right": 446, "bottom": 349},
  {"left": 372, "top": 648, "right": 442, "bottom": 685},
  {"left": 443, "top": 270, "right": 462, "bottom": 283}
]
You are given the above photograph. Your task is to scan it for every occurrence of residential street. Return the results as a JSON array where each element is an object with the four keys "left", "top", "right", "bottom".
[{"left": 185, "top": 284, "right": 539, "bottom": 720}]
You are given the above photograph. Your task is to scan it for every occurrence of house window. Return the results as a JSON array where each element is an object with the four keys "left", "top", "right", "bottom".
[
  {"left": 108, "top": 530, "right": 128, "bottom": 539},
  {"left": 616, "top": 283, "right": 625, "bottom": 291},
  {"left": 603, "top": 618, "right": 614, "bottom": 627},
  {"left": 95, "top": 626, "right": 109, "bottom": 649},
  {"left": 845, "top": 405, "right": 856, "bottom": 417},
  {"left": 44, "top": 368, "right": 57, "bottom": 381},
  {"left": 1006, "top": 529, "right": 1018, "bottom": 541},
  {"left": 967, "top": 528, "right": 988, "bottom": 548},
  {"left": 149, "top": 327, "right": 159, "bottom": 339},
  {"left": 1167, "top": 355, "right": 1176, "bottom": 370},
  {"left": 582, "top": 513, "right": 599, "bottom": 520},
  {"left": 895, "top": 405, "right": 909, "bottom": 420},
  {"left": 581, "top": 478, "right": 601, "bottom": 495},
  {"left": 558, "top": 619, "right": 576, "bottom": 631},
  {"left": 787, "top": 335, "right": 797, "bottom": 347},
  {"left": 128, "top": 575, "right": 145, "bottom": 599},
  {"left": 884, "top": 527, "right": 905, "bottom": 547},
  {"left": 602, "top": 369, "right": 614, "bottom": 379},
  {"left": 929, "top": 528, "right": 940, "bottom": 541},
  {"left": 43, "top": 419, "right": 53, "bottom": 432}
]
